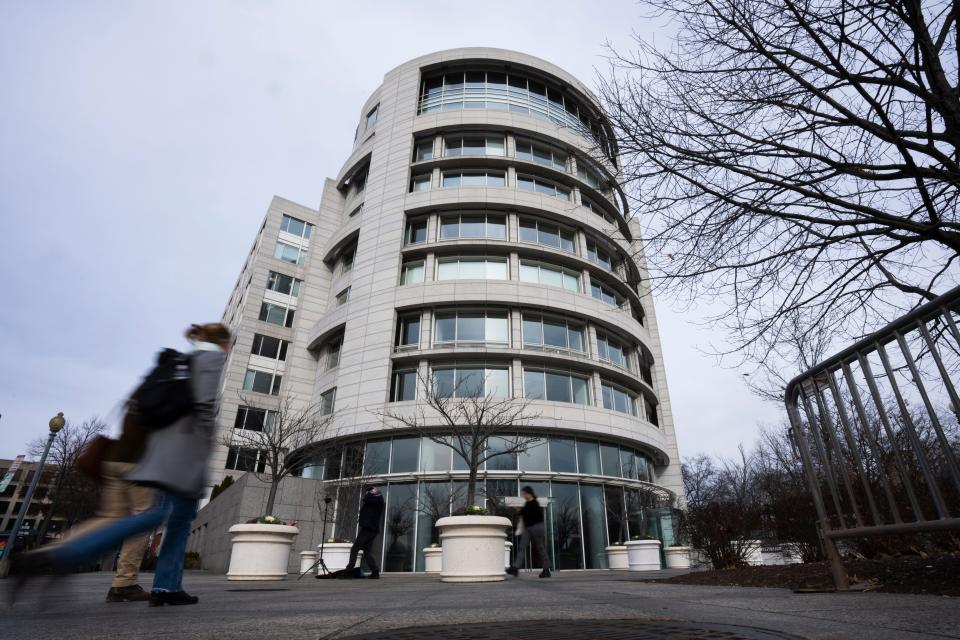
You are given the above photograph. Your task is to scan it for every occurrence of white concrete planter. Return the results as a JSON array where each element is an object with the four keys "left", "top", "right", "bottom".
[
  {"left": 664, "top": 546, "right": 691, "bottom": 569},
  {"left": 606, "top": 545, "right": 629, "bottom": 570},
  {"left": 318, "top": 542, "right": 358, "bottom": 572},
  {"left": 436, "top": 515, "right": 511, "bottom": 583},
  {"left": 226, "top": 524, "right": 299, "bottom": 581},
  {"left": 504, "top": 541, "right": 513, "bottom": 568},
  {"left": 299, "top": 550, "right": 318, "bottom": 574},
  {"left": 625, "top": 539, "right": 662, "bottom": 571},
  {"left": 423, "top": 546, "right": 442, "bottom": 573}
]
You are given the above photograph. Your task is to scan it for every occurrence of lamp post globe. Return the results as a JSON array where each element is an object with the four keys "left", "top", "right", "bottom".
[{"left": 49, "top": 412, "right": 65, "bottom": 433}]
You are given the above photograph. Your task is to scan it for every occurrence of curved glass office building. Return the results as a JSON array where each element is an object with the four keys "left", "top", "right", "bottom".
[{"left": 211, "top": 49, "right": 683, "bottom": 573}]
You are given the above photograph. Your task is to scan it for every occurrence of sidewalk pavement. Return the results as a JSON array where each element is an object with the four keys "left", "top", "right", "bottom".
[{"left": 4, "top": 569, "right": 958, "bottom": 640}]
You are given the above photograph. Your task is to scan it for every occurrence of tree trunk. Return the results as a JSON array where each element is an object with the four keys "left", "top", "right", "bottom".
[
  {"left": 265, "top": 477, "right": 279, "bottom": 517},
  {"left": 466, "top": 453, "right": 478, "bottom": 507}
]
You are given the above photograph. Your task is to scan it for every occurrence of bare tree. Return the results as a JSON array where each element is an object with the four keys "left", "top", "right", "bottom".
[
  {"left": 599, "top": 0, "right": 960, "bottom": 379},
  {"left": 27, "top": 417, "right": 106, "bottom": 539},
  {"left": 377, "top": 369, "right": 541, "bottom": 506},
  {"left": 219, "top": 394, "right": 337, "bottom": 516}
]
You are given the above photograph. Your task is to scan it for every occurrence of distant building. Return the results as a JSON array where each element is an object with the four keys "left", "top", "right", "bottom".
[
  {"left": 0, "top": 458, "right": 68, "bottom": 547},
  {"left": 200, "top": 48, "right": 683, "bottom": 573}
]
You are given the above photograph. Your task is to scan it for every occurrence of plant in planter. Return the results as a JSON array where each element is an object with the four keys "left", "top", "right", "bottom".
[
  {"left": 223, "top": 395, "right": 338, "bottom": 581},
  {"left": 664, "top": 543, "right": 692, "bottom": 569},
  {"left": 378, "top": 371, "right": 541, "bottom": 582},
  {"left": 605, "top": 540, "right": 629, "bottom": 570},
  {"left": 625, "top": 535, "right": 662, "bottom": 571},
  {"left": 464, "top": 505, "right": 488, "bottom": 516}
]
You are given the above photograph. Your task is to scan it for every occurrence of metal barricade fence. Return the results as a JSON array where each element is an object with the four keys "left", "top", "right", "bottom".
[{"left": 784, "top": 286, "right": 960, "bottom": 590}]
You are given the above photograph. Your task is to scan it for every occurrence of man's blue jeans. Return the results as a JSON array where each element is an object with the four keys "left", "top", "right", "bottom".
[{"left": 50, "top": 490, "right": 198, "bottom": 592}]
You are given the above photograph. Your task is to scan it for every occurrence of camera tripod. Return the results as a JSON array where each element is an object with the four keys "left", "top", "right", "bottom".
[{"left": 298, "top": 495, "right": 333, "bottom": 580}]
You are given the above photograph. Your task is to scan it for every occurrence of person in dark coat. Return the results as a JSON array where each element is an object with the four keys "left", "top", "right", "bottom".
[
  {"left": 507, "top": 486, "right": 551, "bottom": 578},
  {"left": 12, "top": 323, "right": 230, "bottom": 606},
  {"left": 344, "top": 486, "right": 385, "bottom": 578}
]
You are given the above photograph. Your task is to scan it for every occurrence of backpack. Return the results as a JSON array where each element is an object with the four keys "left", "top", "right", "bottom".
[{"left": 129, "top": 348, "right": 195, "bottom": 430}]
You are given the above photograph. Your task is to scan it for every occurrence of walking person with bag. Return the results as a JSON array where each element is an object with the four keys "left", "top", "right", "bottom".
[
  {"left": 68, "top": 411, "right": 157, "bottom": 602},
  {"left": 12, "top": 323, "right": 231, "bottom": 607},
  {"left": 506, "top": 486, "right": 551, "bottom": 578}
]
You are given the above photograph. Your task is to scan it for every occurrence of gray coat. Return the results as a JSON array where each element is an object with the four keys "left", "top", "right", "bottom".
[{"left": 126, "top": 348, "right": 226, "bottom": 498}]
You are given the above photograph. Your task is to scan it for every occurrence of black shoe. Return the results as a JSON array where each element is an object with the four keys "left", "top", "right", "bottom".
[
  {"left": 106, "top": 585, "right": 151, "bottom": 602},
  {"left": 149, "top": 590, "right": 199, "bottom": 606},
  {"left": 539, "top": 569, "right": 552, "bottom": 578},
  {"left": 506, "top": 567, "right": 518, "bottom": 577},
  {"left": 368, "top": 571, "right": 380, "bottom": 579}
]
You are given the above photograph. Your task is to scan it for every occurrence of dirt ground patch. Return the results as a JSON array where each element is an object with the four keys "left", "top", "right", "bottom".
[{"left": 652, "top": 554, "right": 960, "bottom": 596}]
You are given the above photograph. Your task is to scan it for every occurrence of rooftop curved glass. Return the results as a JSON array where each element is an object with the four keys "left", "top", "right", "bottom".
[{"left": 418, "top": 70, "right": 615, "bottom": 163}]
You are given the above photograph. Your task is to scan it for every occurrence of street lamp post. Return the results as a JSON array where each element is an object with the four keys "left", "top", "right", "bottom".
[{"left": 0, "top": 412, "right": 66, "bottom": 578}]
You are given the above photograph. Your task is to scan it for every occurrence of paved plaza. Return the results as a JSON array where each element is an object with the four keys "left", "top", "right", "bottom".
[{"left": 4, "top": 570, "right": 959, "bottom": 639}]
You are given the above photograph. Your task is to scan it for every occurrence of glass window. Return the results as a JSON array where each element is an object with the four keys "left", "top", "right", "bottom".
[
  {"left": 549, "top": 438, "right": 577, "bottom": 473},
  {"left": 274, "top": 241, "right": 306, "bottom": 265},
  {"left": 576, "top": 440, "right": 601, "bottom": 475},
  {"left": 413, "top": 139, "right": 433, "bottom": 162},
  {"left": 552, "top": 482, "right": 584, "bottom": 569},
  {"left": 515, "top": 138, "right": 567, "bottom": 170},
  {"left": 405, "top": 219, "right": 428, "bottom": 245},
  {"left": 266, "top": 271, "right": 301, "bottom": 297},
  {"left": 580, "top": 483, "right": 608, "bottom": 569},
  {"left": 433, "top": 310, "right": 508, "bottom": 345},
  {"left": 600, "top": 443, "right": 621, "bottom": 477},
  {"left": 585, "top": 239, "right": 613, "bottom": 270},
  {"left": 577, "top": 164, "right": 603, "bottom": 189},
  {"left": 439, "top": 213, "right": 506, "bottom": 240},
  {"left": 420, "top": 438, "right": 451, "bottom": 472},
  {"left": 325, "top": 338, "right": 341, "bottom": 370},
  {"left": 400, "top": 260, "right": 425, "bottom": 285},
  {"left": 339, "top": 247, "right": 355, "bottom": 273},
  {"left": 280, "top": 214, "right": 313, "bottom": 239},
  {"left": 251, "top": 334, "right": 288, "bottom": 361},
  {"left": 516, "top": 175, "right": 571, "bottom": 200},
  {"left": 444, "top": 135, "right": 505, "bottom": 157},
  {"left": 319, "top": 388, "right": 336, "bottom": 415},
  {"left": 396, "top": 315, "right": 420, "bottom": 350},
  {"left": 646, "top": 399, "right": 659, "bottom": 426},
  {"left": 234, "top": 406, "right": 277, "bottom": 432},
  {"left": 605, "top": 485, "right": 627, "bottom": 544},
  {"left": 243, "top": 369, "right": 281, "bottom": 395},
  {"left": 364, "top": 440, "right": 391, "bottom": 475},
  {"left": 523, "top": 369, "right": 589, "bottom": 405},
  {"left": 435, "top": 257, "right": 508, "bottom": 280},
  {"left": 518, "top": 440, "right": 549, "bottom": 471},
  {"left": 597, "top": 332, "right": 631, "bottom": 369},
  {"left": 259, "top": 302, "right": 294, "bottom": 327},
  {"left": 620, "top": 449, "right": 637, "bottom": 479},
  {"left": 591, "top": 282, "right": 624, "bottom": 308},
  {"left": 486, "top": 436, "right": 518, "bottom": 471},
  {"left": 441, "top": 170, "right": 506, "bottom": 187},
  {"left": 519, "top": 260, "right": 580, "bottom": 292},
  {"left": 432, "top": 366, "right": 509, "bottom": 398},
  {"left": 601, "top": 381, "right": 637, "bottom": 416},
  {"left": 390, "top": 437, "right": 420, "bottom": 473},
  {"left": 410, "top": 174, "right": 431, "bottom": 192},
  {"left": 523, "top": 313, "right": 584, "bottom": 352},
  {"left": 518, "top": 219, "right": 576, "bottom": 253},
  {"left": 365, "top": 104, "right": 379, "bottom": 128},
  {"left": 390, "top": 370, "right": 417, "bottom": 402},
  {"left": 335, "top": 287, "right": 351, "bottom": 306}
]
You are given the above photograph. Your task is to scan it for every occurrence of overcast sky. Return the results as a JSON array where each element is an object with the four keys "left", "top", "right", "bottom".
[{"left": 0, "top": 1, "right": 783, "bottom": 462}]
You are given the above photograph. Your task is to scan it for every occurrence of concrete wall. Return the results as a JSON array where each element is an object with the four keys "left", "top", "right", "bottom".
[{"left": 188, "top": 473, "right": 328, "bottom": 574}]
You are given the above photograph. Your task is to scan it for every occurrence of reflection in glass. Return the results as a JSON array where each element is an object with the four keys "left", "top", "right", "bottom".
[
  {"left": 551, "top": 482, "right": 583, "bottom": 570},
  {"left": 519, "top": 439, "right": 549, "bottom": 471},
  {"left": 576, "top": 440, "right": 601, "bottom": 475},
  {"left": 391, "top": 437, "right": 420, "bottom": 473},
  {"left": 580, "top": 484, "right": 608, "bottom": 568},
  {"left": 549, "top": 437, "right": 577, "bottom": 473},
  {"left": 384, "top": 483, "right": 417, "bottom": 572},
  {"left": 363, "top": 440, "right": 390, "bottom": 476}
]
